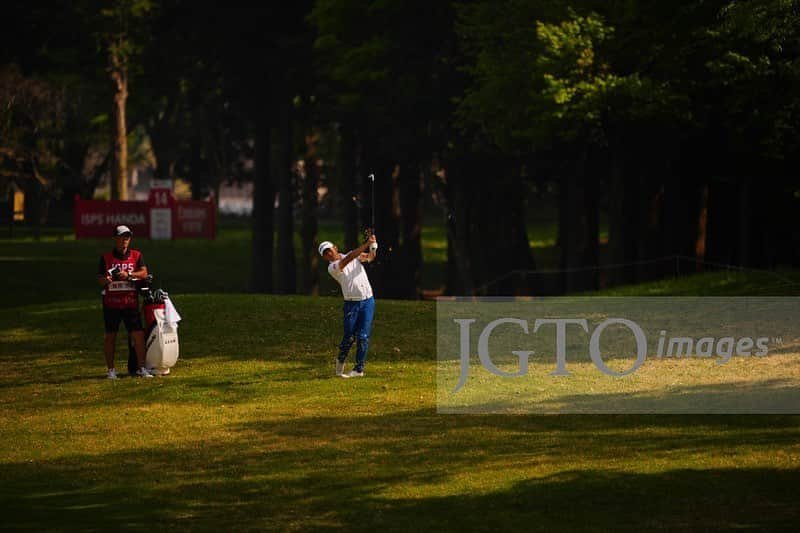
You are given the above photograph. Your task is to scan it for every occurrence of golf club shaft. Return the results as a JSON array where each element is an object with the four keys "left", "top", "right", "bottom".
[
  {"left": 368, "top": 173, "right": 377, "bottom": 255},
  {"left": 369, "top": 173, "right": 375, "bottom": 233}
]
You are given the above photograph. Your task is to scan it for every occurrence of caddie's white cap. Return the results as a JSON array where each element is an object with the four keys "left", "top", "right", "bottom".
[
  {"left": 114, "top": 225, "right": 132, "bottom": 237},
  {"left": 318, "top": 241, "right": 334, "bottom": 256}
]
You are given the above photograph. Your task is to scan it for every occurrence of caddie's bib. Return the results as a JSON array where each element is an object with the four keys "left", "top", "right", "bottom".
[{"left": 101, "top": 250, "right": 141, "bottom": 309}]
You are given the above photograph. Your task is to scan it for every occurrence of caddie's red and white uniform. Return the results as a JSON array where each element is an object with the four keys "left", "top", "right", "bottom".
[{"left": 98, "top": 249, "right": 144, "bottom": 309}]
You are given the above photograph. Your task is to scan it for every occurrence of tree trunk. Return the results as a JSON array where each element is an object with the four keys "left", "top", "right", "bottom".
[
  {"left": 148, "top": 95, "right": 179, "bottom": 182},
  {"left": 736, "top": 175, "right": 769, "bottom": 268},
  {"left": 608, "top": 151, "right": 638, "bottom": 286},
  {"left": 465, "top": 161, "right": 489, "bottom": 293},
  {"left": 466, "top": 160, "right": 534, "bottom": 296},
  {"left": 251, "top": 120, "right": 274, "bottom": 293},
  {"left": 301, "top": 136, "right": 320, "bottom": 296},
  {"left": 398, "top": 165, "right": 424, "bottom": 298},
  {"left": 509, "top": 172, "right": 535, "bottom": 294},
  {"left": 189, "top": 140, "right": 207, "bottom": 200},
  {"left": 661, "top": 170, "right": 689, "bottom": 273},
  {"left": 706, "top": 178, "right": 737, "bottom": 267},
  {"left": 582, "top": 168, "right": 599, "bottom": 291},
  {"left": 761, "top": 172, "right": 788, "bottom": 269},
  {"left": 560, "top": 172, "right": 582, "bottom": 293},
  {"left": 369, "top": 162, "right": 402, "bottom": 298},
  {"left": 437, "top": 164, "right": 472, "bottom": 295},
  {"left": 694, "top": 183, "right": 709, "bottom": 270},
  {"left": 109, "top": 54, "right": 128, "bottom": 200},
  {"left": 635, "top": 175, "right": 663, "bottom": 283},
  {"left": 449, "top": 176, "right": 474, "bottom": 295},
  {"left": 150, "top": 134, "right": 175, "bottom": 182},
  {"left": 377, "top": 163, "right": 401, "bottom": 257},
  {"left": 275, "top": 101, "right": 296, "bottom": 294},
  {"left": 560, "top": 152, "right": 595, "bottom": 294}
]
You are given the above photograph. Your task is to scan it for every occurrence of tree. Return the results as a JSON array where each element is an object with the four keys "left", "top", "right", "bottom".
[
  {"left": 454, "top": 1, "right": 741, "bottom": 292},
  {"left": 95, "top": 0, "right": 155, "bottom": 200},
  {"left": 1, "top": 1, "right": 113, "bottom": 225},
  {"left": 311, "top": 0, "right": 459, "bottom": 297},
  {"left": 706, "top": 0, "right": 800, "bottom": 268},
  {"left": 0, "top": 65, "right": 61, "bottom": 232},
  {"left": 201, "top": 4, "right": 312, "bottom": 294},
  {"left": 455, "top": 2, "right": 615, "bottom": 293},
  {"left": 301, "top": 127, "right": 321, "bottom": 295}
]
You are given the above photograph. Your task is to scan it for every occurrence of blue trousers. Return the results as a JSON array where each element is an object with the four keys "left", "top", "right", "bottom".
[{"left": 338, "top": 297, "right": 375, "bottom": 372}]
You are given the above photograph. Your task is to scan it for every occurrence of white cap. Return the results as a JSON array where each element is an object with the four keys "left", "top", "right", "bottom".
[
  {"left": 114, "top": 225, "right": 132, "bottom": 237},
  {"left": 318, "top": 241, "right": 334, "bottom": 256}
]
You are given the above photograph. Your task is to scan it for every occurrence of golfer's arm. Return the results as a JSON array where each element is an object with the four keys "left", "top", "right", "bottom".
[
  {"left": 358, "top": 251, "right": 375, "bottom": 263},
  {"left": 339, "top": 243, "right": 369, "bottom": 270}
]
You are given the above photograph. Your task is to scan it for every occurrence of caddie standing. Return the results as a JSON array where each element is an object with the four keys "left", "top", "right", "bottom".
[
  {"left": 320, "top": 232, "right": 378, "bottom": 378},
  {"left": 97, "top": 225, "right": 152, "bottom": 379}
]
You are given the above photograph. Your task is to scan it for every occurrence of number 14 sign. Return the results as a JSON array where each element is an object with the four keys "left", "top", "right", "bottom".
[{"left": 148, "top": 181, "right": 174, "bottom": 240}]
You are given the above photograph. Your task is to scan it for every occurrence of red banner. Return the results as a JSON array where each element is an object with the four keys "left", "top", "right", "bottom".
[
  {"left": 74, "top": 196, "right": 149, "bottom": 239},
  {"left": 173, "top": 200, "right": 216, "bottom": 239},
  {"left": 74, "top": 196, "right": 216, "bottom": 239}
]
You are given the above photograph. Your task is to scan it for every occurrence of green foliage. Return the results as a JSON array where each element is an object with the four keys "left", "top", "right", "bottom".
[
  {"left": 721, "top": 0, "right": 800, "bottom": 51},
  {"left": 534, "top": 12, "right": 621, "bottom": 140},
  {"left": 95, "top": 0, "right": 156, "bottom": 72},
  {"left": 310, "top": 0, "right": 457, "bottom": 161},
  {"left": 709, "top": 0, "right": 800, "bottom": 162},
  {"left": 455, "top": 2, "right": 692, "bottom": 152},
  {"left": 311, "top": 0, "right": 397, "bottom": 110}
]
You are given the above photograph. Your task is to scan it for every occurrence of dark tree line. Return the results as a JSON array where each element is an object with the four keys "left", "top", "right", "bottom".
[{"left": 2, "top": 1, "right": 799, "bottom": 296}]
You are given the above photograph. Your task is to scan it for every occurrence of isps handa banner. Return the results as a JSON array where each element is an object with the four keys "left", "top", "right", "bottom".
[
  {"left": 73, "top": 197, "right": 149, "bottom": 238},
  {"left": 73, "top": 196, "right": 215, "bottom": 239}
]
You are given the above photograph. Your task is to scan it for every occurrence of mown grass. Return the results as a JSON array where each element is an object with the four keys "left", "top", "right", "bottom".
[
  {"left": 0, "top": 222, "right": 342, "bottom": 306},
  {"left": 1, "top": 227, "right": 800, "bottom": 530},
  {"left": 589, "top": 269, "right": 800, "bottom": 296},
  {"left": 0, "top": 216, "right": 574, "bottom": 304},
  {"left": 0, "top": 219, "right": 449, "bottom": 305}
]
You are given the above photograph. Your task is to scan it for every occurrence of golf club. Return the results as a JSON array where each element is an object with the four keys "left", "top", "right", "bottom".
[
  {"left": 368, "top": 173, "right": 375, "bottom": 230},
  {"left": 368, "top": 173, "right": 378, "bottom": 255}
]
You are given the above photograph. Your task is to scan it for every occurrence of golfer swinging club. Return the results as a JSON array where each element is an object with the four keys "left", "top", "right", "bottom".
[{"left": 320, "top": 231, "right": 378, "bottom": 378}]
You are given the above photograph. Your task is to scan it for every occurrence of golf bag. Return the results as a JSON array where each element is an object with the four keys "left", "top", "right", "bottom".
[{"left": 128, "top": 280, "right": 180, "bottom": 375}]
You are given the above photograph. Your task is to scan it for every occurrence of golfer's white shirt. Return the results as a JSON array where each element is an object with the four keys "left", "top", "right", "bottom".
[{"left": 328, "top": 253, "right": 374, "bottom": 301}]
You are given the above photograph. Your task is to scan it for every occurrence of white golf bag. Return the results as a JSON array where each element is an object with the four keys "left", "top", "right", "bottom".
[
  {"left": 128, "top": 286, "right": 180, "bottom": 376},
  {"left": 145, "top": 300, "right": 180, "bottom": 375}
]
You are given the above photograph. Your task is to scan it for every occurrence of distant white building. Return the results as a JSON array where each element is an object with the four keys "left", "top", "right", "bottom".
[{"left": 218, "top": 182, "right": 253, "bottom": 215}]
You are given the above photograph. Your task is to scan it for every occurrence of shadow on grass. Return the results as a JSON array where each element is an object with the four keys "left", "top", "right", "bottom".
[
  {"left": 229, "top": 408, "right": 800, "bottom": 457},
  {"left": 1, "top": 407, "right": 799, "bottom": 530},
  {"left": 363, "top": 468, "right": 800, "bottom": 531},
  {"left": 441, "top": 378, "right": 800, "bottom": 415}
]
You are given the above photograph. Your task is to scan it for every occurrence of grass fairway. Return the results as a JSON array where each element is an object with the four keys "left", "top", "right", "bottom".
[{"left": 2, "top": 232, "right": 800, "bottom": 530}]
